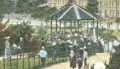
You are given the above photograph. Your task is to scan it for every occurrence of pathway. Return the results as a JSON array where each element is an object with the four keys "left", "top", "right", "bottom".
[
  {"left": 44, "top": 53, "right": 110, "bottom": 69},
  {"left": 44, "top": 61, "right": 79, "bottom": 69}
]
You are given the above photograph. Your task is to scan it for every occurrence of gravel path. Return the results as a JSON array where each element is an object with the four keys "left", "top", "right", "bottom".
[
  {"left": 44, "top": 61, "right": 78, "bottom": 69},
  {"left": 44, "top": 53, "right": 110, "bottom": 69}
]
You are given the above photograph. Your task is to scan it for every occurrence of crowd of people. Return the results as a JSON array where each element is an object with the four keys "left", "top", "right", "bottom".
[
  {"left": 69, "top": 47, "right": 88, "bottom": 69},
  {"left": 3, "top": 31, "right": 110, "bottom": 69},
  {"left": 38, "top": 45, "right": 88, "bottom": 69},
  {"left": 37, "top": 31, "right": 107, "bottom": 69}
]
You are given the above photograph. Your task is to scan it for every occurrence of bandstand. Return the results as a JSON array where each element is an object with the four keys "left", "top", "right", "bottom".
[{"left": 47, "top": 0, "right": 103, "bottom": 55}]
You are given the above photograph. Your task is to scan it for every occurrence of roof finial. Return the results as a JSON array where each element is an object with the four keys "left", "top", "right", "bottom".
[{"left": 68, "top": 0, "right": 76, "bottom": 5}]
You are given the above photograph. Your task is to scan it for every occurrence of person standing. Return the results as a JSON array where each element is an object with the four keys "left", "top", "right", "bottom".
[
  {"left": 52, "top": 48, "right": 57, "bottom": 62},
  {"left": 69, "top": 49, "right": 76, "bottom": 69},
  {"left": 39, "top": 46, "right": 48, "bottom": 66},
  {"left": 83, "top": 47, "right": 88, "bottom": 68},
  {"left": 83, "top": 47, "right": 88, "bottom": 64},
  {"left": 4, "top": 36, "right": 11, "bottom": 60},
  {"left": 77, "top": 48, "right": 84, "bottom": 69}
]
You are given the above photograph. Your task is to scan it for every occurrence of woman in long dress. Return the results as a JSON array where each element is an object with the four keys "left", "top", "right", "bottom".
[
  {"left": 77, "top": 48, "right": 84, "bottom": 69},
  {"left": 69, "top": 49, "right": 76, "bottom": 69}
]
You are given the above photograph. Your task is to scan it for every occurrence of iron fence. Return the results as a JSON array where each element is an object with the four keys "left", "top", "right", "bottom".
[{"left": 0, "top": 46, "right": 68, "bottom": 69}]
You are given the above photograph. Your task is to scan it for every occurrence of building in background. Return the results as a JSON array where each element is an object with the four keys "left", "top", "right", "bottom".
[{"left": 98, "top": 0, "right": 120, "bottom": 18}]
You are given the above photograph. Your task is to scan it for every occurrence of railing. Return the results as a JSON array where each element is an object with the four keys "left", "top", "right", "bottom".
[{"left": 0, "top": 47, "right": 68, "bottom": 69}]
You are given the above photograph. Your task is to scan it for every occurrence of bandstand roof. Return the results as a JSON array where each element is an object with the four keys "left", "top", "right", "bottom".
[{"left": 50, "top": 3, "right": 98, "bottom": 20}]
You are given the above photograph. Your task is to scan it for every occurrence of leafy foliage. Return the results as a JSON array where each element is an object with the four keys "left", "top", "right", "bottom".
[
  {"left": 86, "top": 0, "right": 98, "bottom": 14},
  {"left": 102, "top": 30, "right": 116, "bottom": 40},
  {"left": 16, "top": 0, "right": 38, "bottom": 13},
  {"left": 0, "top": 0, "right": 16, "bottom": 16},
  {"left": 31, "top": 7, "right": 57, "bottom": 19},
  {"left": 9, "top": 21, "right": 33, "bottom": 46},
  {"left": 115, "top": 17, "right": 120, "bottom": 23},
  {"left": 15, "top": 0, "right": 57, "bottom": 19},
  {"left": 110, "top": 45, "right": 120, "bottom": 69},
  {"left": 0, "top": 0, "right": 7, "bottom": 15},
  {"left": 0, "top": 0, "right": 57, "bottom": 19}
]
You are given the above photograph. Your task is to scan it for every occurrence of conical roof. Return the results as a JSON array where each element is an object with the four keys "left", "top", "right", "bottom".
[{"left": 50, "top": 4, "right": 97, "bottom": 20}]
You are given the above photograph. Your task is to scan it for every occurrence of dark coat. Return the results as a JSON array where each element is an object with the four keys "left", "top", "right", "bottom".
[{"left": 70, "top": 55, "right": 76, "bottom": 68}]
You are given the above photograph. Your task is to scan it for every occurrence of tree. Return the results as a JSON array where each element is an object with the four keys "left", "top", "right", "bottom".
[
  {"left": 0, "top": 0, "right": 15, "bottom": 15},
  {"left": 16, "top": 0, "right": 33, "bottom": 13},
  {"left": 16, "top": 0, "right": 57, "bottom": 19},
  {"left": 86, "top": 0, "right": 98, "bottom": 14},
  {"left": 16, "top": 0, "right": 47, "bottom": 13},
  {"left": 0, "top": 0, "right": 57, "bottom": 19},
  {"left": 110, "top": 45, "right": 120, "bottom": 69},
  {"left": 31, "top": 7, "right": 57, "bottom": 19},
  {"left": 9, "top": 21, "right": 33, "bottom": 48},
  {"left": 0, "top": 0, "right": 6, "bottom": 14}
]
